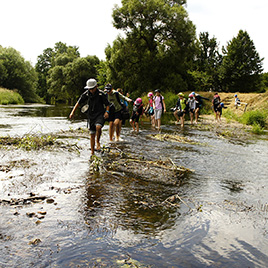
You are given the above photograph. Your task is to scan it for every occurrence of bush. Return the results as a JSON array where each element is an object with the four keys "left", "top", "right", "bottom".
[
  {"left": 251, "top": 123, "right": 265, "bottom": 134},
  {"left": 241, "top": 110, "right": 267, "bottom": 128},
  {"left": 163, "top": 91, "right": 180, "bottom": 110},
  {"left": 0, "top": 88, "right": 24, "bottom": 105}
]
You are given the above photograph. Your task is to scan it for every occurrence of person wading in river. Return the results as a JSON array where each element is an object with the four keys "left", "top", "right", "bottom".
[
  {"left": 153, "top": 89, "right": 166, "bottom": 130},
  {"left": 105, "top": 83, "right": 132, "bottom": 142},
  {"left": 173, "top": 92, "right": 187, "bottom": 128},
  {"left": 69, "top": 78, "right": 110, "bottom": 157}
]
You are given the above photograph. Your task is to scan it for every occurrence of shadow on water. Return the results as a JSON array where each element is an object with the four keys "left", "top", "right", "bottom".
[{"left": 0, "top": 105, "right": 268, "bottom": 267}]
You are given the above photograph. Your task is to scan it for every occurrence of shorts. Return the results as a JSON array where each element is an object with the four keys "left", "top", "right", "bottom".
[
  {"left": 88, "top": 113, "right": 105, "bottom": 134},
  {"left": 176, "top": 110, "right": 185, "bottom": 117},
  {"left": 213, "top": 105, "right": 219, "bottom": 112},
  {"left": 189, "top": 108, "right": 195, "bottom": 114},
  {"left": 107, "top": 110, "right": 122, "bottom": 122},
  {"left": 130, "top": 112, "right": 141, "bottom": 123},
  {"left": 215, "top": 107, "right": 222, "bottom": 115},
  {"left": 155, "top": 109, "right": 162, "bottom": 120}
]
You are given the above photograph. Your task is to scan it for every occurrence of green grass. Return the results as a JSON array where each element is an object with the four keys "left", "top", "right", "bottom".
[
  {"left": 240, "top": 110, "right": 267, "bottom": 128},
  {"left": 223, "top": 108, "right": 267, "bottom": 133},
  {"left": 0, "top": 88, "right": 24, "bottom": 104}
]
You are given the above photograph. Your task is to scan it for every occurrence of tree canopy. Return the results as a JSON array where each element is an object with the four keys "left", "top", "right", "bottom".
[
  {"left": 0, "top": 46, "right": 39, "bottom": 102},
  {"left": 105, "top": 0, "right": 196, "bottom": 95},
  {"left": 35, "top": 42, "right": 100, "bottom": 103},
  {"left": 220, "top": 30, "right": 263, "bottom": 92},
  {"left": 189, "top": 32, "right": 222, "bottom": 91}
]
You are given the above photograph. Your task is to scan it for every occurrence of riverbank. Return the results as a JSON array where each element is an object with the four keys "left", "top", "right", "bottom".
[{"left": 201, "top": 91, "right": 267, "bottom": 131}]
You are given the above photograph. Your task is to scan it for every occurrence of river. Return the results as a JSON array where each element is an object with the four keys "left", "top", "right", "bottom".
[{"left": 0, "top": 104, "right": 268, "bottom": 268}]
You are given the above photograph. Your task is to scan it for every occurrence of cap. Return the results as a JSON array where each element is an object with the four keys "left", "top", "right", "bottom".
[
  {"left": 134, "top": 98, "right": 142, "bottom": 105},
  {"left": 105, "top": 83, "right": 113, "bottom": 91},
  {"left": 220, "top": 102, "right": 224, "bottom": 107},
  {"left": 155, "top": 89, "right": 160, "bottom": 93},
  {"left": 178, "top": 92, "right": 184, "bottom": 97},
  {"left": 84, "top": 78, "right": 97, "bottom": 89},
  {"left": 147, "top": 92, "right": 153, "bottom": 97},
  {"left": 189, "top": 94, "right": 194, "bottom": 98}
]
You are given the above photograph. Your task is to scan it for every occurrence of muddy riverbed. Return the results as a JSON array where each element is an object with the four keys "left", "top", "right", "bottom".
[{"left": 0, "top": 104, "right": 268, "bottom": 268}]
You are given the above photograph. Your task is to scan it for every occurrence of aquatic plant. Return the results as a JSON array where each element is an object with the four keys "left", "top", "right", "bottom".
[{"left": 0, "top": 135, "right": 55, "bottom": 150}]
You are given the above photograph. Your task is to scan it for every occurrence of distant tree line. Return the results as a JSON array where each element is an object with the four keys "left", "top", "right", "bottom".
[{"left": 0, "top": 0, "right": 266, "bottom": 104}]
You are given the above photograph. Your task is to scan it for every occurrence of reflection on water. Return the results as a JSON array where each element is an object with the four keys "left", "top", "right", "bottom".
[
  {"left": 0, "top": 104, "right": 268, "bottom": 267},
  {"left": 0, "top": 104, "right": 85, "bottom": 136}
]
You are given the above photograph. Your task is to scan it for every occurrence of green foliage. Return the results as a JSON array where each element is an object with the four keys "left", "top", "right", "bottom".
[
  {"left": 0, "top": 135, "right": 56, "bottom": 150},
  {"left": 223, "top": 108, "right": 267, "bottom": 132},
  {"left": 0, "top": 46, "right": 39, "bottom": 102},
  {"left": 222, "top": 108, "right": 240, "bottom": 122},
  {"left": 36, "top": 42, "right": 100, "bottom": 104},
  {"left": 163, "top": 91, "right": 181, "bottom": 110},
  {"left": 240, "top": 110, "right": 267, "bottom": 128},
  {"left": 106, "top": 0, "right": 196, "bottom": 95},
  {"left": 261, "top": 72, "right": 268, "bottom": 89},
  {"left": 220, "top": 30, "right": 264, "bottom": 93},
  {"left": 188, "top": 70, "right": 213, "bottom": 91},
  {"left": 191, "top": 32, "right": 222, "bottom": 91},
  {"left": 0, "top": 87, "right": 24, "bottom": 105},
  {"left": 251, "top": 123, "right": 265, "bottom": 135}
]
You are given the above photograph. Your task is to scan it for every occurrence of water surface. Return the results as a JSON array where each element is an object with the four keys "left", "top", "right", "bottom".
[{"left": 0, "top": 104, "right": 267, "bottom": 267}]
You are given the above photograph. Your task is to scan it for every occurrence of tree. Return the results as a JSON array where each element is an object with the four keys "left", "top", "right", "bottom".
[
  {"left": 35, "top": 42, "right": 80, "bottom": 102},
  {"left": 47, "top": 54, "right": 100, "bottom": 103},
  {"left": 220, "top": 30, "right": 263, "bottom": 92},
  {"left": 189, "top": 32, "right": 222, "bottom": 91},
  {"left": 106, "top": 0, "right": 196, "bottom": 95},
  {"left": 0, "top": 46, "right": 39, "bottom": 102}
]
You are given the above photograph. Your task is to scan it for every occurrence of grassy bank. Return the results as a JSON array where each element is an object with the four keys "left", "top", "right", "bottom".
[
  {"left": 0, "top": 87, "right": 24, "bottom": 105},
  {"left": 142, "top": 90, "right": 268, "bottom": 132}
]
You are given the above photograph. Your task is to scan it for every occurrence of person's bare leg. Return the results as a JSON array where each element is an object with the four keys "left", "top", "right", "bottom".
[
  {"left": 114, "top": 119, "right": 120, "bottom": 141},
  {"left": 96, "top": 125, "right": 102, "bottom": 150},
  {"left": 109, "top": 121, "right": 114, "bottom": 141},
  {"left": 136, "top": 122, "right": 139, "bottom": 133},
  {"left": 90, "top": 133, "right": 96, "bottom": 155}
]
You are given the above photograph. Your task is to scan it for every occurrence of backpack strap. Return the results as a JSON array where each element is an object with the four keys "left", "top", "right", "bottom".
[{"left": 115, "top": 91, "right": 123, "bottom": 107}]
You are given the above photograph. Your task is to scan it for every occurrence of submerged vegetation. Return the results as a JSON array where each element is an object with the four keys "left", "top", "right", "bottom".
[
  {"left": 0, "top": 135, "right": 56, "bottom": 150},
  {"left": 0, "top": 134, "right": 80, "bottom": 152}
]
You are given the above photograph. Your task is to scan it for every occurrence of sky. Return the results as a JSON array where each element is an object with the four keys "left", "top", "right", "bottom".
[{"left": 1, "top": 0, "right": 267, "bottom": 71}]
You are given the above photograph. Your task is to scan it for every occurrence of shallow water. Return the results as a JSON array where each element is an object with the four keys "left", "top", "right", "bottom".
[{"left": 0, "top": 104, "right": 268, "bottom": 268}]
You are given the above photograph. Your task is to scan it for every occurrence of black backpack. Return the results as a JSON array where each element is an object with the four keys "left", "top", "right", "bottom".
[{"left": 213, "top": 96, "right": 220, "bottom": 106}]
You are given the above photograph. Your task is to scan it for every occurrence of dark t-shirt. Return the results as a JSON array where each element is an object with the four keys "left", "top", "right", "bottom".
[{"left": 78, "top": 89, "right": 110, "bottom": 120}]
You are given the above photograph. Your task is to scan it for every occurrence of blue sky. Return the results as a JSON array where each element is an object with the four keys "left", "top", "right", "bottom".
[{"left": 1, "top": 0, "right": 267, "bottom": 71}]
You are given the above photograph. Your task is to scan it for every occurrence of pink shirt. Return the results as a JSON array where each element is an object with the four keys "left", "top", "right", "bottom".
[{"left": 154, "top": 95, "right": 164, "bottom": 110}]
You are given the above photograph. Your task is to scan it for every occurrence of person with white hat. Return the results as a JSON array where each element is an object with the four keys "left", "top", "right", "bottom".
[{"left": 69, "top": 78, "right": 111, "bottom": 157}]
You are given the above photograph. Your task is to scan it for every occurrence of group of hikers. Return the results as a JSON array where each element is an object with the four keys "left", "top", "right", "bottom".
[{"left": 69, "top": 78, "right": 229, "bottom": 157}]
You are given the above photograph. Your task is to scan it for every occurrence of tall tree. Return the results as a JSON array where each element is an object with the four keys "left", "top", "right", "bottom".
[
  {"left": 47, "top": 54, "right": 100, "bottom": 103},
  {"left": 189, "top": 32, "right": 222, "bottom": 91},
  {"left": 106, "top": 0, "right": 196, "bottom": 94},
  {"left": 35, "top": 42, "right": 80, "bottom": 102},
  {"left": 220, "top": 30, "right": 263, "bottom": 92},
  {"left": 0, "top": 46, "right": 39, "bottom": 102}
]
